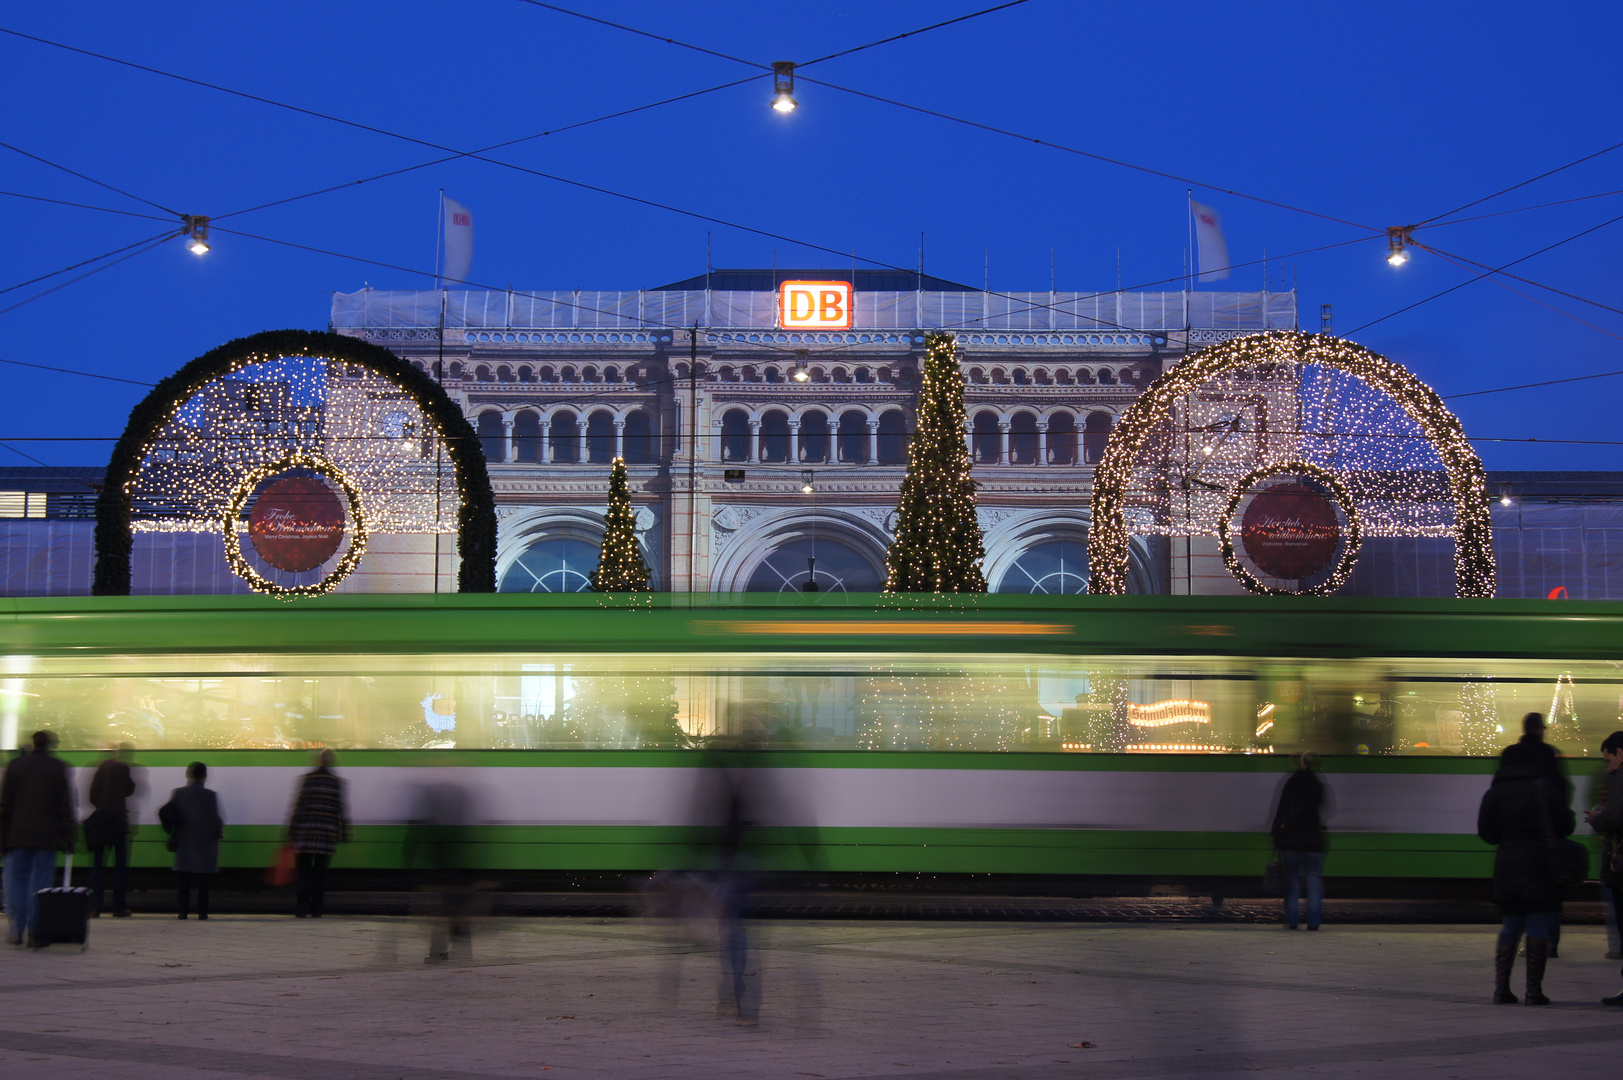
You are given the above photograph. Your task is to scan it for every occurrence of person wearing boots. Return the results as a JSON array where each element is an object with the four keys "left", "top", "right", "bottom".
[
  {"left": 1584, "top": 730, "right": 1623, "bottom": 1005},
  {"left": 1477, "top": 747, "right": 1574, "bottom": 1005}
]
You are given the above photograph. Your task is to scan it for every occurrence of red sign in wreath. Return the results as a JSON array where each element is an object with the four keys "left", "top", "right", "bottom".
[
  {"left": 1238, "top": 480, "right": 1342, "bottom": 581},
  {"left": 248, "top": 475, "right": 346, "bottom": 573}
]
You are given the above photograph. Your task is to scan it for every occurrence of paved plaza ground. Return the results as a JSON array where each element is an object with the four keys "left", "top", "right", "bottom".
[{"left": 1, "top": 913, "right": 1621, "bottom": 1079}]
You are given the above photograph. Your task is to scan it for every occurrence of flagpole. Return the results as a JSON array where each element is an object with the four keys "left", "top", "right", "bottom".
[
  {"left": 1185, "top": 189, "right": 1195, "bottom": 293},
  {"left": 435, "top": 189, "right": 444, "bottom": 290}
]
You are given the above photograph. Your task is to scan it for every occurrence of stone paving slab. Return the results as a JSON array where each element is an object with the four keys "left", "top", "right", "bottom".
[{"left": 2, "top": 914, "right": 1621, "bottom": 1079}]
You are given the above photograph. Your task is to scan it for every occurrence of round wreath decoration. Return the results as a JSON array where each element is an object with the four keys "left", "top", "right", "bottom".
[
  {"left": 1219, "top": 461, "right": 1362, "bottom": 596},
  {"left": 223, "top": 452, "right": 369, "bottom": 598}
]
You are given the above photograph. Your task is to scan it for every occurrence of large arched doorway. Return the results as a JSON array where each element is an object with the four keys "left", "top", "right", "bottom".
[{"left": 746, "top": 537, "right": 885, "bottom": 593}]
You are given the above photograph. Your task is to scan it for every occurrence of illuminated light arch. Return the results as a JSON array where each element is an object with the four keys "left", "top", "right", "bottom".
[
  {"left": 1088, "top": 330, "right": 1494, "bottom": 597},
  {"left": 94, "top": 328, "right": 496, "bottom": 595}
]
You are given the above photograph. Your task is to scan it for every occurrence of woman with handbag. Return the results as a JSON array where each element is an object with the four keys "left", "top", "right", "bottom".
[
  {"left": 286, "top": 749, "right": 349, "bottom": 919},
  {"left": 1477, "top": 750, "right": 1576, "bottom": 1004},
  {"left": 1584, "top": 730, "right": 1623, "bottom": 1005}
]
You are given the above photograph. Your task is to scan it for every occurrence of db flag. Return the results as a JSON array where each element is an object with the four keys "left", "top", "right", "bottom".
[
  {"left": 440, "top": 194, "right": 473, "bottom": 286},
  {"left": 1190, "top": 198, "right": 1230, "bottom": 283}
]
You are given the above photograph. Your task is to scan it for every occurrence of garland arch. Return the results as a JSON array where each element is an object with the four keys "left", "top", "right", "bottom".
[
  {"left": 1087, "top": 330, "right": 1494, "bottom": 597},
  {"left": 94, "top": 328, "right": 496, "bottom": 595}
]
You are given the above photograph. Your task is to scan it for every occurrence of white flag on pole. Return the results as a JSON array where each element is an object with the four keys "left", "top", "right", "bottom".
[
  {"left": 1191, "top": 199, "right": 1230, "bottom": 283},
  {"left": 441, "top": 195, "right": 473, "bottom": 286}
]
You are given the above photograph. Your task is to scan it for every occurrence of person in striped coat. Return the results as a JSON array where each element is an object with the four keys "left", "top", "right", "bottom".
[{"left": 287, "top": 749, "right": 350, "bottom": 918}]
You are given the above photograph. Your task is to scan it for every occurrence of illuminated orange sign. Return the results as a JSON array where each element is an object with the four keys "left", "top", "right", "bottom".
[{"left": 778, "top": 280, "right": 853, "bottom": 330}]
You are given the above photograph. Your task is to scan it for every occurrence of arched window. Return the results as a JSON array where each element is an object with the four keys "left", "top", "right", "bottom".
[
  {"left": 1010, "top": 411, "right": 1039, "bottom": 465},
  {"left": 623, "top": 409, "right": 654, "bottom": 463},
  {"left": 518, "top": 365, "right": 534, "bottom": 383},
  {"left": 514, "top": 411, "right": 543, "bottom": 463},
  {"left": 877, "top": 410, "right": 909, "bottom": 464},
  {"left": 539, "top": 366, "right": 556, "bottom": 383},
  {"left": 477, "top": 411, "right": 506, "bottom": 464},
  {"left": 561, "top": 365, "right": 577, "bottom": 383},
  {"left": 995, "top": 540, "right": 1089, "bottom": 594},
  {"left": 1097, "top": 367, "right": 1117, "bottom": 385},
  {"left": 720, "top": 366, "right": 737, "bottom": 383},
  {"left": 1076, "top": 367, "right": 1093, "bottom": 385},
  {"left": 837, "top": 411, "right": 868, "bottom": 463},
  {"left": 721, "top": 409, "right": 751, "bottom": 462},
  {"left": 855, "top": 367, "right": 872, "bottom": 384},
  {"left": 747, "top": 538, "right": 884, "bottom": 593},
  {"left": 475, "top": 365, "right": 493, "bottom": 383},
  {"left": 411, "top": 359, "right": 427, "bottom": 373},
  {"left": 991, "top": 368, "right": 1008, "bottom": 385},
  {"left": 582, "top": 366, "right": 599, "bottom": 384},
  {"left": 742, "top": 366, "right": 758, "bottom": 383},
  {"left": 549, "top": 410, "right": 579, "bottom": 464},
  {"left": 810, "top": 366, "right": 827, "bottom": 384},
  {"left": 1013, "top": 368, "right": 1030, "bottom": 386},
  {"left": 604, "top": 366, "right": 621, "bottom": 384},
  {"left": 759, "top": 410, "right": 791, "bottom": 463},
  {"left": 674, "top": 362, "right": 690, "bottom": 379},
  {"left": 972, "top": 411, "right": 1001, "bottom": 464},
  {"left": 764, "top": 367, "right": 782, "bottom": 383},
  {"left": 449, "top": 362, "right": 464, "bottom": 379},
  {"left": 1084, "top": 411, "right": 1113, "bottom": 464},
  {"left": 1056, "top": 368, "right": 1074, "bottom": 385},
  {"left": 499, "top": 537, "right": 599, "bottom": 593},
  {"left": 1047, "top": 411, "right": 1077, "bottom": 465},
  {"left": 1035, "top": 369, "right": 1053, "bottom": 385},
  {"left": 496, "top": 365, "right": 514, "bottom": 383},
  {"left": 798, "top": 410, "right": 830, "bottom": 463},
  {"left": 970, "top": 367, "right": 986, "bottom": 384},
  {"left": 586, "top": 411, "right": 615, "bottom": 464}
]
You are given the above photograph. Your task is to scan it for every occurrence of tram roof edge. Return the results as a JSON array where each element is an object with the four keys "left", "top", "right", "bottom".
[{"left": 0, "top": 594, "right": 1616, "bottom": 663}]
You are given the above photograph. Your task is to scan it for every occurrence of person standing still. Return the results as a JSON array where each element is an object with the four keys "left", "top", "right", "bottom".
[
  {"left": 86, "top": 744, "right": 137, "bottom": 917},
  {"left": 160, "top": 762, "right": 223, "bottom": 920},
  {"left": 1478, "top": 748, "right": 1573, "bottom": 1005},
  {"left": 0, "top": 731, "right": 75, "bottom": 946},
  {"left": 1271, "top": 751, "right": 1333, "bottom": 931},
  {"left": 288, "top": 749, "right": 349, "bottom": 919},
  {"left": 1585, "top": 730, "right": 1623, "bottom": 1004}
]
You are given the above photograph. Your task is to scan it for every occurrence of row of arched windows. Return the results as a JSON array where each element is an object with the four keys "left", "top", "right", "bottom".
[
  {"left": 409, "top": 359, "right": 653, "bottom": 385},
  {"left": 965, "top": 366, "right": 1137, "bottom": 386},
  {"left": 413, "top": 356, "right": 1141, "bottom": 389},
  {"left": 717, "top": 408, "right": 1114, "bottom": 465},
  {"left": 475, "top": 408, "right": 656, "bottom": 465}
]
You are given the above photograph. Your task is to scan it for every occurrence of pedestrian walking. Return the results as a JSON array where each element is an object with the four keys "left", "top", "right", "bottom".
[
  {"left": 1584, "top": 729, "right": 1623, "bottom": 1004},
  {"left": 85, "top": 744, "right": 137, "bottom": 917},
  {"left": 0, "top": 730, "right": 76, "bottom": 946},
  {"left": 1478, "top": 747, "right": 1574, "bottom": 1004},
  {"left": 287, "top": 749, "right": 349, "bottom": 919},
  {"left": 159, "top": 762, "right": 223, "bottom": 920},
  {"left": 1501, "top": 713, "right": 1570, "bottom": 956},
  {"left": 1270, "top": 751, "right": 1333, "bottom": 931}
]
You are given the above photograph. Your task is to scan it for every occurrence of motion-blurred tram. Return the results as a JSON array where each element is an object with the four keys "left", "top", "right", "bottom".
[{"left": 4, "top": 593, "right": 1617, "bottom": 887}]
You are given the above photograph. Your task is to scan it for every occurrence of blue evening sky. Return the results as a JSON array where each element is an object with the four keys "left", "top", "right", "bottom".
[{"left": 1, "top": 0, "right": 1619, "bottom": 469}]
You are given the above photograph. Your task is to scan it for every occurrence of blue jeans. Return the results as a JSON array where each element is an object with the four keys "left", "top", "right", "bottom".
[
  {"left": 1500, "top": 910, "right": 1554, "bottom": 939},
  {"left": 1280, "top": 850, "right": 1325, "bottom": 929},
  {"left": 3, "top": 848, "right": 59, "bottom": 940}
]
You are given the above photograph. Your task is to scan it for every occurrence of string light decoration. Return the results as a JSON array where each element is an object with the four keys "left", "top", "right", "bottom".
[
  {"left": 1088, "top": 330, "right": 1495, "bottom": 598},
  {"left": 884, "top": 332, "right": 988, "bottom": 593},
  {"left": 1219, "top": 461, "right": 1362, "bottom": 596},
  {"left": 590, "top": 457, "right": 652, "bottom": 592},
  {"left": 222, "top": 452, "right": 368, "bottom": 597},
  {"left": 94, "top": 329, "right": 496, "bottom": 595}
]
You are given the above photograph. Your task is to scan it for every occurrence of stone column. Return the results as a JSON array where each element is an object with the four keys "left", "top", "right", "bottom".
[
  {"left": 614, "top": 419, "right": 625, "bottom": 461},
  {"left": 537, "top": 417, "right": 550, "bottom": 463},
  {"left": 788, "top": 419, "right": 802, "bottom": 461},
  {"left": 866, "top": 419, "right": 880, "bottom": 465},
  {"left": 578, "top": 426, "right": 588, "bottom": 465},
  {"left": 1038, "top": 423, "right": 1049, "bottom": 466},
  {"left": 502, "top": 417, "right": 515, "bottom": 465},
  {"left": 747, "top": 420, "right": 761, "bottom": 464},
  {"left": 998, "top": 421, "right": 1011, "bottom": 465}
]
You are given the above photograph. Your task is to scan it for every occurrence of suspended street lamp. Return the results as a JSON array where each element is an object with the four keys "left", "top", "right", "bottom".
[
  {"left": 182, "top": 214, "right": 211, "bottom": 255},
  {"left": 771, "top": 62, "right": 798, "bottom": 113},
  {"left": 1385, "top": 225, "right": 1412, "bottom": 267}
]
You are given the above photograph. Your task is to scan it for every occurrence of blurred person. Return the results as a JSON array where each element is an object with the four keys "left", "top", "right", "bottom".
[
  {"left": 1593, "top": 758, "right": 1623, "bottom": 959},
  {"left": 0, "top": 731, "right": 75, "bottom": 946},
  {"left": 1501, "top": 713, "right": 1571, "bottom": 956},
  {"left": 159, "top": 762, "right": 223, "bottom": 921},
  {"left": 287, "top": 749, "right": 350, "bottom": 919},
  {"left": 85, "top": 743, "right": 137, "bottom": 917},
  {"left": 1478, "top": 743, "right": 1574, "bottom": 1005},
  {"left": 1585, "top": 730, "right": 1623, "bottom": 1003},
  {"left": 406, "top": 777, "right": 477, "bottom": 963},
  {"left": 1270, "top": 751, "right": 1333, "bottom": 931}
]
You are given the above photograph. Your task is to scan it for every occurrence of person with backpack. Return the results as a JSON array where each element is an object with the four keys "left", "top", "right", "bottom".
[
  {"left": 1478, "top": 747, "right": 1575, "bottom": 1004},
  {"left": 1270, "top": 752, "right": 1334, "bottom": 931},
  {"left": 160, "top": 762, "right": 223, "bottom": 920},
  {"left": 287, "top": 749, "right": 349, "bottom": 919}
]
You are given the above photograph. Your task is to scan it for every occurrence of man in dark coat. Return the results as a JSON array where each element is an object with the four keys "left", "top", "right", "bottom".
[
  {"left": 1584, "top": 729, "right": 1623, "bottom": 1005},
  {"left": 86, "top": 744, "right": 137, "bottom": 917},
  {"left": 1499, "top": 713, "right": 1570, "bottom": 955},
  {"left": 1478, "top": 751, "right": 1574, "bottom": 1005},
  {"left": 287, "top": 749, "right": 349, "bottom": 919},
  {"left": 1270, "top": 751, "right": 1333, "bottom": 931},
  {"left": 160, "top": 762, "right": 223, "bottom": 920},
  {"left": 0, "top": 730, "right": 75, "bottom": 945}
]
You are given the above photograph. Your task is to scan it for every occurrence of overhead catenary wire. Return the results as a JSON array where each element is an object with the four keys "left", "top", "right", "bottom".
[
  {"left": 0, "top": 231, "right": 177, "bottom": 317},
  {"left": 0, "top": 229, "right": 179, "bottom": 297},
  {"left": 0, "top": 355, "right": 154, "bottom": 387},
  {"left": 0, "top": 138, "right": 179, "bottom": 217},
  {"left": 1414, "top": 138, "right": 1623, "bottom": 228},
  {"left": 0, "top": 188, "right": 171, "bottom": 224},
  {"left": 1411, "top": 241, "right": 1623, "bottom": 319}
]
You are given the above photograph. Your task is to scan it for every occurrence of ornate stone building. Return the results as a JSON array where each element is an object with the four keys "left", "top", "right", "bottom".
[{"left": 330, "top": 270, "right": 1297, "bottom": 594}]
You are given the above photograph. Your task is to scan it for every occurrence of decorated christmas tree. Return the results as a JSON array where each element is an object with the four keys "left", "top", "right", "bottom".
[
  {"left": 590, "top": 457, "right": 652, "bottom": 592},
  {"left": 883, "top": 332, "right": 987, "bottom": 592}
]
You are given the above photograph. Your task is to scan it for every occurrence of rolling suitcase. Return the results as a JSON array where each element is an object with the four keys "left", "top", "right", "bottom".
[{"left": 33, "top": 854, "right": 90, "bottom": 950}]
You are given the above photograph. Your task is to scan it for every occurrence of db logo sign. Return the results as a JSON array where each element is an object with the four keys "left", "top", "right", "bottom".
[{"left": 779, "top": 280, "right": 853, "bottom": 330}]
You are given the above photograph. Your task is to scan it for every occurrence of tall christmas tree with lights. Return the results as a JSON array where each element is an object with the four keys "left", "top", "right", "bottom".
[
  {"left": 590, "top": 458, "right": 652, "bottom": 592},
  {"left": 884, "top": 332, "right": 987, "bottom": 592}
]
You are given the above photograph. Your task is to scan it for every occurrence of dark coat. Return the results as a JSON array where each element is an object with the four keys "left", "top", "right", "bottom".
[
  {"left": 162, "top": 782, "right": 224, "bottom": 875},
  {"left": 1477, "top": 761, "right": 1574, "bottom": 914},
  {"left": 1500, "top": 736, "right": 1566, "bottom": 794},
  {"left": 86, "top": 758, "right": 136, "bottom": 849},
  {"left": 288, "top": 767, "right": 349, "bottom": 855},
  {"left": 1589, "top": 767, "right": 1623, "bottom": 888},
  {"left": 1271, "top": 769, "right": 1330, "bottom": 853},
  {"left": 0, "top": 749, "right": 76, "bottom": 853}
]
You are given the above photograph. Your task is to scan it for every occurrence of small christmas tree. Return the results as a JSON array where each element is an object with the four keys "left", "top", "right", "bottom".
[
  {"left": 884, "top": 332, "right": 987, "bottom": 592},
  {"left": 590, "top": 457, "right": 652, "bottom": 592}
]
